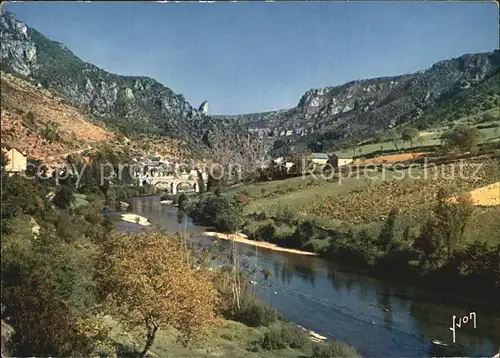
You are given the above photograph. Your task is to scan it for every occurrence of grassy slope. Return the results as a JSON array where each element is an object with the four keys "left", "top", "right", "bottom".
[
  {"left": 335, "top": 107, "right": 500, "bottom": 157},
  {"left": 232, "top": 170, "right": 423, "bottom": 216},
  {"left": 230, "top": 161, "right": 500, "bottom": 247},
  {"left": 105, "top": 317, "right": 341, "bottom": 358}
]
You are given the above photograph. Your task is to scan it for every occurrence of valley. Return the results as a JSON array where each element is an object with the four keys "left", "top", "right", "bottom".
[{"left": 1, "top": 5, "right": 499, "bottom": 358}]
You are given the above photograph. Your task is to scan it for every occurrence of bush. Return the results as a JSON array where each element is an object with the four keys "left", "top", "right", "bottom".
[
  {"left": 41, "top": 121, "right": 61, "bottom": 143},
  {"left": 25, "top": 111, "right": 36, "bottom": 126},
  {"left": 280, "top": 322, "right": 310, "bottom": 349},
  {"left": 160, "top": 193, "right": 174, "bottom": 201},
  {"left": 2, "top": 229, "right": 98, "bottom": 356},
  {"left": 275, "top": 205, "right": 296, "bottom": 226},
  {"left": 259, "top": 325, "right": 287, "bottom": 350},
  {"left": 255, "top": 223, "right": 277, "bottom": 242},
  {"left": 230, "top": 295, "right": 281, "bottom": 327},
  {"left": 311, "top": 341, "right": 358, "bottom": 357},
  {"left": 257, "top": 322, "right": 309, "bottom": 350},
  {"left": 183, "top": 193, "right": 245, "bottom": 233}
]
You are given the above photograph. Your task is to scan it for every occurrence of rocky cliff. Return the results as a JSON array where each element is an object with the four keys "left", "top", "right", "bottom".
[
  {"left": 0, "top": 10, "right": 265, "bottom": 167},
  {"left": 0, "top": 10, "right": 201, "bottom": 136}
]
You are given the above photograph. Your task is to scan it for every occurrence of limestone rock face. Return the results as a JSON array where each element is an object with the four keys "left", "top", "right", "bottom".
[
  {"left": 0, "top": 10, "right": 203, "bottom": 135},
  {"left": 0, "top": 10, "right": 38, "bottom": 76},
  {"left": 198, "top": 101, "right": 208, "bottom": 116}
]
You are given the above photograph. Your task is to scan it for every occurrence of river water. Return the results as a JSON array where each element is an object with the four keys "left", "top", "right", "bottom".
[{"left": 115, "top": 195, "right": 499, "bottom": 357}]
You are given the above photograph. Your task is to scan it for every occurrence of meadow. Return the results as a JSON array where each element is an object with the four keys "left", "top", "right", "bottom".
[
  {"left": 230, "top": 157, "right": 500, "bottom": 248},
  {"left": 335, "top": 107, "right": 500, "bottom": 158}
]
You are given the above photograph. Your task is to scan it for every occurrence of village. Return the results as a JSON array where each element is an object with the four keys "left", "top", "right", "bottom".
[{"left": 1, "top": 146, "right": 208, "bottom": 193}]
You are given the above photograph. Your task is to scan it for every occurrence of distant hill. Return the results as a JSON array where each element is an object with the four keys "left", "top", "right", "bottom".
[{"left": 224, "top": 51, "right": 499, "bottom": 152}]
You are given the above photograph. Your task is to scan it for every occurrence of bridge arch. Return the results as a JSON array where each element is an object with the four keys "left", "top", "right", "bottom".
[
  {"left": 151, "top": 180, "right": 199, "bottom": 194},
  {"left": 174, "top": 181, "right": 199, "bottom": 194}
]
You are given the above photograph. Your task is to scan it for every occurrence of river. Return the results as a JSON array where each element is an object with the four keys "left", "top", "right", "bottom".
[{"left": 115, "top": 195, "right": 499, "bottom": 357}]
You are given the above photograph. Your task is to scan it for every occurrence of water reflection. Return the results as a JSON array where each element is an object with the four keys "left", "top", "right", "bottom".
[
  {"left": 375, "top": 283, "right": 394, "bottom": 331},
  {"left": 121, "top": 196, "right": 499, "bottom": 357}
]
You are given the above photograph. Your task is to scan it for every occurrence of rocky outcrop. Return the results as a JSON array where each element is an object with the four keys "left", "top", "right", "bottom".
[
  {"left": 1, "top": 320, "right": 15, "bottom": 358},
  {"left": 198, "top": 101, "right": 208, "bottom": 116},
  {"left": 0, "top": 9, "right": 38, "bottom": 77}
]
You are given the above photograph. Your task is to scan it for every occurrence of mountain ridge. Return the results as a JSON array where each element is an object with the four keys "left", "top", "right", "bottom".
[
  {"left": 1, "top": 9, "right": 498, "bottom": 159},
  {"left": 219, "top": 50, "right": 499, "bottom": 152}
]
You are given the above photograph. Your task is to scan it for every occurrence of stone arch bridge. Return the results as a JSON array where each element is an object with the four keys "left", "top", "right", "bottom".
[{"left": 143, "top": 176, "right": 200, "bottom": 194}]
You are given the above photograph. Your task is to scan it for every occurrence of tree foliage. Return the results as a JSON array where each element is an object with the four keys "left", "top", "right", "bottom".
[
  {"left": 95, "top": 231, "right": 219, "bottom": 356},
  {"left": 441, "top": 124, "right": 481, "bottom": 154},
  {"left": 182, "top": 193, "right": 246, "bottom": 233},
  {"left": 401, "top": 127, "right": 419, "bottom": 148},
  {"left": 1, "top": 228, "right": 99, "bottom": 356}
]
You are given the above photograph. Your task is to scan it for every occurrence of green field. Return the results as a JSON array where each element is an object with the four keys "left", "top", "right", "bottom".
[
  {"left": 229, "top": 159, "right": 500, "bottom": 247},
  {"left": 232, "top": 169, "right": 425, "bottom": 217}
]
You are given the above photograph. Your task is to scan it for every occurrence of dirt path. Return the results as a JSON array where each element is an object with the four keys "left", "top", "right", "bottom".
[{"left": 467, "top": 182, "right": 499, "bottom": 206}]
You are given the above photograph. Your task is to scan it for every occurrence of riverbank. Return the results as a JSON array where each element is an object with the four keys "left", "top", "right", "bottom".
[
  {"left": 204, "top": 231, "right": 318, "bottom": 256},
  {"left": 121, "top": 213, "right": 151, "bottom": 226},
  {"left": 119, "top": 195, "right": 500, "bottom": 357},
  {"left": 103, "top": 315, "right": 353, "bottom": 358}
]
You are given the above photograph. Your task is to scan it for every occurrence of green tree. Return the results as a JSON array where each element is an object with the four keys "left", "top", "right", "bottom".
[
  {"left": 53, "top": 169, "right": 75, "bottom": 210},
  {"left": 401, "top": 127, "right": 419, "bottom": 149},
  {"left": 1, "top": 149, "right": 9, "bottom": 168},
  {"left": 441, "top": 125, "right": 481, "bottom": 154},
  {"left": 196, "top": 168, "right": 206, "bottom": 193},
  {"left": 434, "top": 189, "right": 474, "bottom": 259},
  {"left": 1, "top": 229, "right": 99, "bottom": 356},
  {"left": 377, "top": 207, "right": 398, "bottom": 252},
  {"left": 207, "top": 173, "right": 222, "bottom": 194},
  {"left": 1, "top": 174, "right": 46, "bottom": 234}
]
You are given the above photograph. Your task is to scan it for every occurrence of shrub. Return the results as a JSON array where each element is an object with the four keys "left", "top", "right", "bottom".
[
  {"left": 25, "top": 111, "right": 36, "bottom": 126},
  {"left": 257, "top": 322, "right": 309, "bottom": 350},
  {"left": 230, "top": 295, "right": 281, "bottom": 327},
  {"left": 41, "top": 121, "right": 61, "bottom": 143},
  {"left": 255, "top": 223, "right": 277, "bottom": 242},
  {"left": 311, "top": 341, "right": 358, "bottom": 357},
  {"left": 1, "top": 229, "right": 98, "bottom": 356},
  {"left": 160, "top": 193, "right": 174, "bottom": 201},
  {"left": 259, "top": 325, "right": 287, "bottom": 350},
  {"left": 275, "top": 205, "right": 296, "bottom": 225},
  {"left": 280, "top": 322, "right": 310, "bottom": 349}
]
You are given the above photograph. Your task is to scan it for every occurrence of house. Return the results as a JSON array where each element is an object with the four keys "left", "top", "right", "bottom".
[
  {"left": 285, "top": 161, "right": 296, "bottom": 173},
  {"left": 310, "top": 153, "right": 330, "bottom": 166},
  {"left": 329, "top": 153, "right": 353, "bottom": 168},
  {"left": 273, "top": 156, "right": 285, "bottom": 165},
  {"left": 2, "top": 147, "right": 27, "bottom": 174}
]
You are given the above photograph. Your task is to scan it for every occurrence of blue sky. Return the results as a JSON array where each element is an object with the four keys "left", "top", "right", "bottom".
[{"left": 4, "top": 2, "right": 499, "bottom": 115}]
